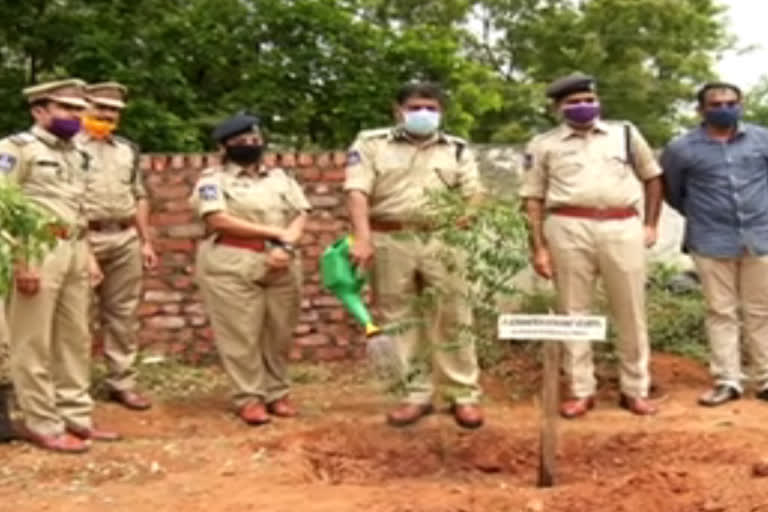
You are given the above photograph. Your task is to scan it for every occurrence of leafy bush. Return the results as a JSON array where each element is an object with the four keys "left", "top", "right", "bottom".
[{"left": 0, "top": 184, "right": 58, "bottom": 295}]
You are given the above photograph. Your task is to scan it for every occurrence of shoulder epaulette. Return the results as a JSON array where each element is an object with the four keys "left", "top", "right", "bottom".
[
  {"left": 358, "top": 127, "right": 392, "bottom": 140},
  {"left": 8, "top": 132, "right": 36, "bottom": 146},
  {"left": 113, "top": 135, "right": 139, "bottom": 153}
]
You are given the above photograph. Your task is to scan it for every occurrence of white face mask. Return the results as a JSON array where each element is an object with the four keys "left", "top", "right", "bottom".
[{"left": 402, "top": 108, "right": 441, "bottom": 136}]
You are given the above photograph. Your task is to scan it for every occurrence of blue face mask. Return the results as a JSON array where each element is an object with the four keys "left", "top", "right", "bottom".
[
  {"left": 402, "top": 109, "right": 441, "bottom": 136},
  {"left": 705, "top": 105, "right": 742, "bottom": 128}
]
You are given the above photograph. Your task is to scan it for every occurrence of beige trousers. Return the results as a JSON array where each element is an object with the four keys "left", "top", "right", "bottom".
[
  {"left": 544, "top": 215, "right": 650, "bottom": 398},
  {"left": 692, "top": 253, "right": 768, "bottom": 392},
  {"left": 89, "top": 229, "right": 143, "bottom": 392},
  {"left": 8, "top": 238, "right": 93, "bottom": 436},
  {"left": 370, "top": 231, "right": 481, "bottom": 405},
  {"left": 196, "top": 240, "right": 301, "bottom": 409}
]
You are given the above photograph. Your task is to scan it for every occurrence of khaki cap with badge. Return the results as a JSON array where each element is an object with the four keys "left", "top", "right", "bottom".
[
  {"left": 86, "top": 82, "right": 128, "bottom": 109},
  {"left": 545, "top": 72, "right": 597, "bottom": 101},
  {"left": 22, "top": 78, "right": 90, "bottom": 109}
]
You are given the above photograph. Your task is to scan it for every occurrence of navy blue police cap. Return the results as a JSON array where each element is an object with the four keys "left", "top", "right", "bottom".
[
  {"left": 212, "top": 112, "right": 261, "bottom": 143},
  {"left": 545, "top": 73, "right": 597, "bottom": 101}
]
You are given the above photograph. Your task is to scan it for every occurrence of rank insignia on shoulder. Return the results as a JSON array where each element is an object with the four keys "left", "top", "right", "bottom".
[
  {"left": 198, "top": 184, "right": 218, "bottom": 200},
  {"left": 347, "top": 150, "right": 362, "bottom": 166},
  {"left": 524, "top": 153, "right": 533, "bottom": 170},
  {"left": 0, "top": 153, "right": 16, "bottom": 173}
]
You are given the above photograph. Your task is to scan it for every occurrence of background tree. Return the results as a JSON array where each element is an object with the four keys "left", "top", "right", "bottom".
[{"left": 0, "top": 0, "right": 736, "bottom": 151}]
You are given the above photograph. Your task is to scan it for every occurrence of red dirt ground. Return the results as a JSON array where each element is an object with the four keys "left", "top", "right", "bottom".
[{"left": 1, "top": 353, "right": 768, "bottom": 512}]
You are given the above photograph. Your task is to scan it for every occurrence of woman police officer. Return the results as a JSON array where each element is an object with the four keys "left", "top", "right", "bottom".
[{"left": 191, "top": 113, "right": 310, "bottom": 425}]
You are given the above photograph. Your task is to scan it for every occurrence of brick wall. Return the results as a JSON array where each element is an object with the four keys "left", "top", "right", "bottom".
[{"left": 132, "top": 151, "right": 362, "bottom": 363}]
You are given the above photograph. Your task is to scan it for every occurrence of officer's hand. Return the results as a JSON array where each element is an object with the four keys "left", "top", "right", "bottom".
[
  {"left": 88, "top": 253, "right": 104, "bottom": 288},
  {"left": 267, "top": 247, "right": 292, "bottom": 269},
  {"left": 643, "top": 225, "right": 658, "bottom": 248},
  {"left": 142, "top": 241, "right": 159, "bottom": 270},
  {"left": 14, "top": 264, "right": 40, "bottom": 295},
  {"left": 280, "top": 225, "right": 303, "bottom": 245},
  {"left": 350, "top": 237, "right": 375, "bottom": 270},
  {"left": 532, "top": 247, "right": 553, "bottom": 280}
]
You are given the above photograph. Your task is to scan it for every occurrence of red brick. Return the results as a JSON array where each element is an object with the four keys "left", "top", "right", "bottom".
[
  {"left": 151, "top": 155, "right": 169, "bottom": 172},
  {"left": 140, "top": 154, "right": 151, "bottom": 172},
  {"left": 143, "top": 278, "right": 169, "bottom": 291},
  {"left": 145, "top": 315, "right": 186, "bottom": 329},
  {"left": 332, "top": 151, "right": 347, "bottom": 166},
  {"left": 295, "top": 333, "right": 330, "bottom": 347},
  {"left": 137, "top": 303, "right": 160, "bottom": 317},
  {"left": 297, "top": 153, "right": 313, "bottom": 167},
  {"left": 289, "top": 347, "right": 304, "bottom": 361},
  {"left": 151, "top": 212, "right": 195, "bottom": 226},
  {"left": 308, "top": 195, "right": 340, "bottom": 209},
  {"left": 154, "top": 238, "right": 195, "bottom": 252},
  {"left": 262, "top": 153, "right": 277, "bottom": 167},
  {"left": 160, "top": 303, "right": 181, "bottom": 314},
  {"left": 299, "top": 167, "right": 321, "bottom": 181},
  {"left": 322, "top": 170, "right": 346, "bottom": 182},
  {"left": 293, "top": 324, "right": 312, "bottom": 336},
  {"left": 196, "top": 327, "right": 214, "bottom": 341},
  {"left": 152, "top": 184, "right": 192, "bottom": 201},
  {"left": 144, "top": 290, "right": 184, "bottom": 303},
  {"left": 188, "top": 154, "right": 204, "bottom": 168},
  {"left": 314, "top": 346, "right": 348, "bottom": 361},
  {"left": 166, "top": 223, "right": 205, "bottom": 239},
  {"left": 189, "top": 316, "right": 207, "bottom": 327},
  {"left": 161, "top": 200, "right": 194, "bottom": 213},
  {"left": 170, "top": 155, "right": 186, "bottom": 169},
  {"left": 312, "top": 295, "right": 341, "bottom": 308},
  {"left": 323, "top": 308, "right": 348, "bottom": 322}
]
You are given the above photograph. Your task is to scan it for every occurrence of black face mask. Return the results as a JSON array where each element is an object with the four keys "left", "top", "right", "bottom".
[{"left": 225, "top": 144, "right": 263, "bottom": 165}]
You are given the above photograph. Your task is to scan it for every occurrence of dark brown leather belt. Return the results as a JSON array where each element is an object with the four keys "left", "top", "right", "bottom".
[
  {"left": 551, "top": 206, "right": 637, "bottom": 220},
  {"left": 88, "top": 219, "right": 134, "bottom": 232},
  {"left": 370, "top": 219, "right": 434, "bottom": 232},
  {"left": 216, "top": 235, "right": 266, "bottom": 252}
]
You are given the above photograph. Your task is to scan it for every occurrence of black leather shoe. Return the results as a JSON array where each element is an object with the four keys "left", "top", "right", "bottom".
[
  {"left": 697, "top": 385, "right": 741, "bottom": 407},
  {"left": 756, "top": 388, "right": 768, "bottom": 402}
]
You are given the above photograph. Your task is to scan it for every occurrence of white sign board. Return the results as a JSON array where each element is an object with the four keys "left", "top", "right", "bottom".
[{"left": 498, "top": 314, "right": 607, "bottom": 342}]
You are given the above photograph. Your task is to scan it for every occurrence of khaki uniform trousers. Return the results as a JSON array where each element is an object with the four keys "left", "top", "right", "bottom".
[
  {"left": 371, "top": 231, "right": 481, "bottom": 405},
  {"left": 544, "top": 214, "right": 650, "bottom": 399},
  {"left": 8, "top": 238, "right": 93, "bottom": 436},
  {"left": 692, "top": 253, "right": 768, "bottom": 392},
  {"left": 89, "top": 229, "right": 143, "bottom": 392},
  {"left": 196, "top": 240, "right": 301, "bottom": 409}
]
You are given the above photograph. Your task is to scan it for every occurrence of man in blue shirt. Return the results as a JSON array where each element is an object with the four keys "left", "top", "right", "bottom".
[{"left": 661, "top": 81, "right": 768, "bottom": 407}]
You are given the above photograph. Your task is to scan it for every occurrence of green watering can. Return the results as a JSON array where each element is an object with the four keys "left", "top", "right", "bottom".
[
  {"left": 320, "top": 235, "right": 380, "bottom": 336},
  {"left": 320, "top": 235, "right": 399, "bottom": 378}
]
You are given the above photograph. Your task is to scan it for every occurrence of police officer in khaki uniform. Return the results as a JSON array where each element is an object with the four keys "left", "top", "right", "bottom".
[
  {"left": 0, "top": 79, "right": 120, "bottom": 453},
  {"left": 78, "top": 82, "right": 156, "bottom": 410},
  {"left": 191, "top": 113, "right": 310, "bottom": 426},
  {"left": 0, "top": 310, "right": 14, "bottom": 442},
  {"left": 520, "top": 73, "right": 664, "bottom": 418},
  {"left": 344, "top": 82, "right": 485, "bottom": 429}
]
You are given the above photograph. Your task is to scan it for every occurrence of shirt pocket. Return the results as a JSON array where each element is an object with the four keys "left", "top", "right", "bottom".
[{"left": 31, "top": 159, "right": 64, "bottom": 184}]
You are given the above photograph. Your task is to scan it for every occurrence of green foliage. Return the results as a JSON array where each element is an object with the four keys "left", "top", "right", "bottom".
[
  {"left": 744, "top": 75, "right": 768, "bottom": 128},
  {"left": 0, "top": 184, "right": 58, "bottom": 296},
  {"left": 644, "top": 264, "right": 707, "bottom": 361},
  {"left": 0, "top": 0, "right": 734, "bottom": 151}
]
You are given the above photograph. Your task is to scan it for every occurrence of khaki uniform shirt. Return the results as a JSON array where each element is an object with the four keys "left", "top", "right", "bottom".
[
  {"left": 0, "top": 125, "right": 89, "bottom": 229},
  {"left": 77, "top": 133, "right": 146, "bottom": 221},
  {"left": 519, "top": 120, "right": 661, "bottom": 209},
  {"left": 190, "top": 162, "right": 311, "bottom": 228},
  {"left": 343, "top": 127, "right": 483, "bottom": 222}
]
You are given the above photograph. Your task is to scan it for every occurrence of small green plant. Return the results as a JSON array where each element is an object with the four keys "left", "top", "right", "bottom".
[{"left": 0, "top": 184, "right": 58, "bottom": 295}]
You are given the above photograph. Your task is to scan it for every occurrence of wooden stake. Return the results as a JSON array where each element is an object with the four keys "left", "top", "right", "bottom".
[{"left": 538, "top": 341, "right": 560, "bottom": 487}]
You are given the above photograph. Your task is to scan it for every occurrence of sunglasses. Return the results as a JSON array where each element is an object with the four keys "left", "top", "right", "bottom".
[{"left": 706, "top": 101, "right": 740, "bottom": 108}]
